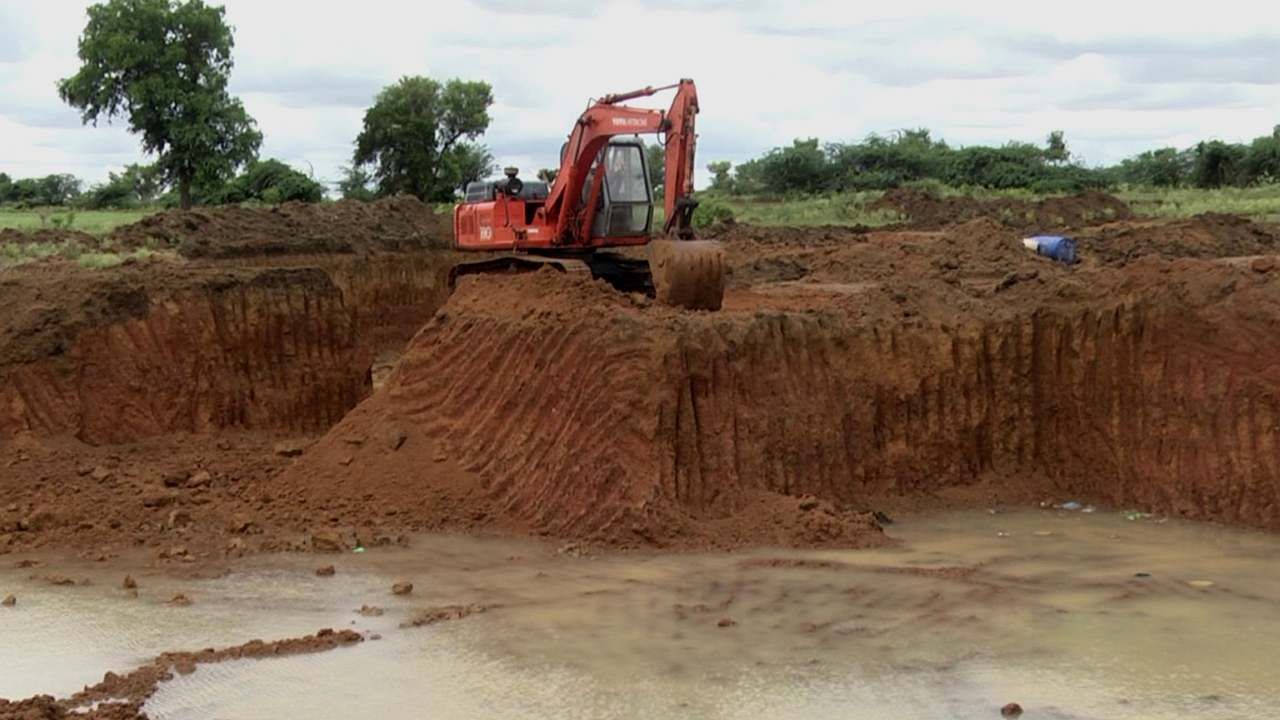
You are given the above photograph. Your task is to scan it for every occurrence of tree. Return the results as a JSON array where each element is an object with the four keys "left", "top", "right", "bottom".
[
  {"left": 120, "top": 163, "right": 164, "bottom": 202},
  {"left": 200, "top": 159, "right": 324, "bottom": 204},
  {"left": 826, "top": 129, "right": 953, "bottom": 190},
  {"left": 338, "top": 165, "right": 377, "bottom": 201},
  {"left": 9, "top": 179, "right": 41, "bottom": 205},
  {"left": 58, "top": 0, "right": 261, "bottom": 209},
  {"left": 731, "top": 158, "right": 765, "bottom": 195},
  {"left": 646, "top": 144, "right": 666, "bottom": 195},
  {"left": 536, "top": 168, "right": 559, "bottom": 184},
  {"left": 1114, "top": 147, "right": 1193, "bottom": 187},
  {"left": 707, "top": 161, "right": 733, "bottom": 191},
  {"left": 353, "top": 76, "right": 494, "bottom": 202},
  {"left": 1192, "top": 140, "right": 1247, "bottom": 188},
  {"left": 1044, "top": 131, "right": 1070, "bottom": 164},
  {"left": 756, "top": 139, "right": 829, "bottom": 194},
  {"left": 3, "top": 174, "right": 82, "bottom": 206},
  {"left": 944, "top": 143, "right": 1047, "bottom": 189},
  {"left": 79, "top": 171, "right": 138, "bottom": 209},
  {"left": 446, "top": 143, "right": 496, "bottom": 195},
  {"left": 1242, "top": 128, "right": 1280, "bottom": 184},
  {"left": 42, "top": 174, "right": 82, "bottom": 205}
]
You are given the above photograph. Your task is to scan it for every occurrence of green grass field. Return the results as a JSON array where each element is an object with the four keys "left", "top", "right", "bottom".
[
  {"left": 706, "top": 185, "right": 1280, "bottom": 227},
  {"left": 3, "top": 185, "right": 1280, "bottom": 245},
  {"left": 0, "top": 207, "right": 156, "bottom": 235},
  {"left": 1115, "top": 186, "right": 1280, "bottom": 222},
  {"left": 703, "top": 191, "right": 904, "bottom": 227},
  {"left": 0, "top": 207, "right": 167, "bottom": 270}
]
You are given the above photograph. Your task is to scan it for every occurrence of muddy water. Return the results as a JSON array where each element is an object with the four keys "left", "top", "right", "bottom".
[{"left": 2, "top": 510, "right": 1278, "bottom": 719}]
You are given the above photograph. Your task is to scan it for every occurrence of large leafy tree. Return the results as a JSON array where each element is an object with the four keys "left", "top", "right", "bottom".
[
  {"left": 58, "top": 0, "right": 261, "bottom": 209},
  {"left": 446, "top": 143, "right": 496, "bottom": 196},
  {"left": 353, "top": 76, "right": 494, "bottom": 202}
]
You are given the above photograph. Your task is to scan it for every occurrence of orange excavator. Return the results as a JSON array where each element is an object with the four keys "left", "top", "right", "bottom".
[{"left": 452, "top": 79, "right": 725, "bottom": 310}]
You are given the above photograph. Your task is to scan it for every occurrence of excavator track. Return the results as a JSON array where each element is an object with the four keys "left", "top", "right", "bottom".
[
  {"left": 448, "top": 254, "right": 589, "bottom": 289},
  {"left": 449, "top": 243, "right": 725, "bottom": 312},
  {"left": 448, "top": 252, "right": 649, "bottom": 295}
]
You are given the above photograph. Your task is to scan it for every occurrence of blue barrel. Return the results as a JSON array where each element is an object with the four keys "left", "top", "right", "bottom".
[{"left": 1024, "top": 235, "right": 1078, "bottom": 264}]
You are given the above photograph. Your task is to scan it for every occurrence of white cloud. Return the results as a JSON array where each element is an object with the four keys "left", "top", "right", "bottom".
[{"left": 2, "top": 0, "right": 1279, "bottom": 189}]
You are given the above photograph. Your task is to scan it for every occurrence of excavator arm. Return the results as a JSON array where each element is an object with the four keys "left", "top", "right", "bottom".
[
  {"left": 539, "top": 80, "right": 724, "bottom": 310},
  {"left": 542, "top": 80, "right": 701, "bottom": 245}
]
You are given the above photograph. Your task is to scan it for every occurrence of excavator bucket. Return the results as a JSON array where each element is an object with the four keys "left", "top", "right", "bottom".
[{"left": 647, "top": 238, "right": 726, "bottom": 311}]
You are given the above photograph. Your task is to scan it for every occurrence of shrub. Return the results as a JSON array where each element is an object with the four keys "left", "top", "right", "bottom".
[
  {"left": 693, "top": 196, "right": 735, "bottom": 228},
  {"left": 197, "top": 159, "right": 324, "bottom": 205}
]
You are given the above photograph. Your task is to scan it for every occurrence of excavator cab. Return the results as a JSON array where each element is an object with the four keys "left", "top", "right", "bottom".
[{"left": 591, "top": 139, "right": 653, "bottom": 238}]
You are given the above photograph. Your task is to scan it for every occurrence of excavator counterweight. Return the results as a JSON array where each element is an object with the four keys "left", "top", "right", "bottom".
[{"left": 451, "top": 79, "right": 725, "bottom": 311}]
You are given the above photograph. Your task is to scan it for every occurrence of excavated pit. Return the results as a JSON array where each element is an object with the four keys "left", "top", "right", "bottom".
[
  {"left": 0, "top": 199, "right": 453, "bottom": 444},
  {"left": 3, "top": 192, "right": 1280, "bottom": 555},
  {"left": 281, "top": 253, "right": 1280, "bottom": 549}
]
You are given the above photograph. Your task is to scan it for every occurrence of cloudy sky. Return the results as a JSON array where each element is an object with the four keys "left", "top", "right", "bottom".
[{"left": 2, "top": 0, "right": 1279, "bottom": 191}]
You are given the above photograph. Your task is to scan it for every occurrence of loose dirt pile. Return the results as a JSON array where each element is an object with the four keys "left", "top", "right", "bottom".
[
  {"left": 0, "top": 228, "right": 97, "bottom": 249},
  {"left": 108, "top": 195, "right": 452, "bottom": 258},
  {"left": 0, "top": 431, "right": 322, "bottom": 560},
  {"left": 1076, "top": 212, "right": 1280, "bottom": 265},
  {"left": 278, "top": 269, "right": 889, "bottom": 550},
  {"left": 871, "top": 187, "right": 1133, "bottom": 231}
]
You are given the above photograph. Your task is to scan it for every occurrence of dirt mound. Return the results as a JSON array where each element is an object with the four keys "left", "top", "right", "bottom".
[
  {"left": 278, "top": 269, "right": 888, "bottom": 550},
  {"left": 282, "top": 245, "right": 1280, "bottom": 549},
  {"left": 702, "top": 222, "right": 873, "bottom": 247},
  {"left": 711, "top": 216, "right": 1076, "bottom": 317},
  {"left": 871, "top": 188, "right": 1133, "bottom": 231},
  {"left": 108, "top": 195, "right": 451, "bottom": 258},
  {"left": 1077, "top": 212, "right": 1280, "bottom": 265},
  {"left": 281, "top": 242, "right": 1280, "bottom": 549},
  {"left": 0, "top": 227, "right": 97, "bottom": 248}
]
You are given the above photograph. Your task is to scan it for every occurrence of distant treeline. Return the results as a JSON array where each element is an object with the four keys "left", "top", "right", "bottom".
[
  {"left": 8, "top": 126, "right": 1280, "bottom": 210},
  {"left": 0, "top": 159, "right": 324, "bottom": 210},
  {"left": 708, "top": 126, "right": 1280, "bottom": 195}
]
